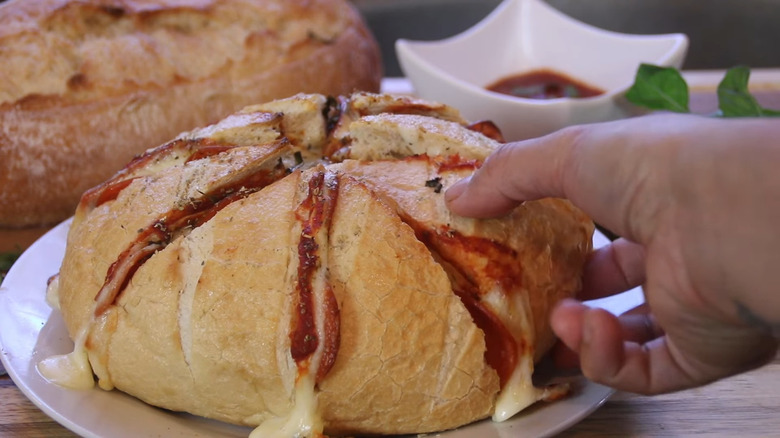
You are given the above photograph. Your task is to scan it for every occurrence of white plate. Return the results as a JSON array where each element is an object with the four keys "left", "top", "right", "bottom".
[{"left": 0, "top": 220, "right": 643, "bottom": 438}]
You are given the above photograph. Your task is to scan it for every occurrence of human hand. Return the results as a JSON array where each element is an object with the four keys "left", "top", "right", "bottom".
[{"left": 446, "top": 113, "right": 780, "bottom": 394}]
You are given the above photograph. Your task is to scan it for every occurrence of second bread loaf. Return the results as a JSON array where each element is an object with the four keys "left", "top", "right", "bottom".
[{"left": 0, "top": 0, "right": 382, "bottom": 227}]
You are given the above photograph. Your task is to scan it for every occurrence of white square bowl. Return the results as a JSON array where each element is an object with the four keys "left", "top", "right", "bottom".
[{"left": 395, "top": 0, "right": 689, "bottom": 141}]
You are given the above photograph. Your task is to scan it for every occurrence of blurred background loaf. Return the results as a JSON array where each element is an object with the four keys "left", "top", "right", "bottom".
[{"left": 0, "top": 0, "right": 381, "bottom": 227}]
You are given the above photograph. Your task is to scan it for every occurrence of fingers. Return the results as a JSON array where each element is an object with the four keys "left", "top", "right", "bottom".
[
  {"left": 445, "top": 115, "right": 688, "bottom": 242},
  {"left": 619, "top": 305, "right": 665, "bottom": 342},
  {"left": 550, "top": 300, "right": 702, "bottom": 395},
  {"left": 553, "top": 301, "right": 662, "bottom": 347},
  {"left": 551, "top": 303, "right": 663, "bottom": 370},
  {"left": 549, "top": 341, "right": 580, "bottom": 371},
  {"left": 445, "top": 129, "right": 576, "bottom": 218},
  {"left": 581, "top": 238, "right": 647, "bottom": 300}
]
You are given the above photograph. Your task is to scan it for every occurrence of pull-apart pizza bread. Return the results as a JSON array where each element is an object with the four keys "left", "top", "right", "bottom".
[{"left": 43, "top": 92, "right": 594, "bottom": 437}]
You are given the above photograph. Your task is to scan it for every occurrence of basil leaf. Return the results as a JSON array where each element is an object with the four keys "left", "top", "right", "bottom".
[
  {"left": 717, "top": 65, "right": 780, "bottom": 117},
  {"left": 626, "top": 63, "right": 690, "bottom": 113}
]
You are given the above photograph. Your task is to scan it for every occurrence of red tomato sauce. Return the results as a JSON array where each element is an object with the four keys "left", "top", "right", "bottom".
[{"left": 486, "top": 69, "right": 604, "bottom": 99}]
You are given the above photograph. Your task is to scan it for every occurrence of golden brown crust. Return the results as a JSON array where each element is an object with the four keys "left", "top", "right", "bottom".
[
  {"left": 84, "top": 174, "right": 302, "bottom": 424},
  {"left": 54, "top": 92, "right": 592, "bottom": 435},
  {"left": 333, "top": 157, "right": 594, "bottom": 362},
  {"left": 0, "top": 0, "right": 381, "bottom": 227},
  {"left": 318, "top": 175, "right": 498, "bottom": 435}
]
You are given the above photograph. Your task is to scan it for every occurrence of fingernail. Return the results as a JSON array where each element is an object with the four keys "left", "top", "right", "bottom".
[{"left": 444, "top": 176, "right": 470, "bottom": 204}]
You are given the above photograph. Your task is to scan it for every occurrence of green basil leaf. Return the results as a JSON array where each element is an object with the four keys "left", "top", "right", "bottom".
[
  {"left": 717, "top": 65, "right": 780, "bottom": 117},
  {"left": 626, "top": 63, "right": 690, "bottom": 113}
]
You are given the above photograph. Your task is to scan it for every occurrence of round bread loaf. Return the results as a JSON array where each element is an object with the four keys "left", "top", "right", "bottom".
[
  {"left": 0, "top": 0, "right": 381, "bottom": 227},
  {"left": 48, "top": 93, "right": 594, "bottom": 436}
]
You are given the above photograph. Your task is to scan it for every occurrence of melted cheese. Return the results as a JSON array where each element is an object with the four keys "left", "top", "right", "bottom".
[
  {"left": 493, "top": 354, "right": 540, "bottom": 422},
  {"left": 483, "top": 286, "right": 543, "bottom": 422},
  {"left": 250, "top": 374, "right": 322, "bottom": 438},
  {"left": 39, "top": 271, "right": 96, "bottom": 390},
  {"left": 45, "top": 274, "right": 60, "bottom": 310},
  {"left": 37, "top": 330, "right": 94, "bottom": 390}
]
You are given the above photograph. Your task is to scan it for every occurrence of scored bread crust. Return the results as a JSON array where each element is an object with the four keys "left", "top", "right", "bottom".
[
  {"left": 333, "top": 157, "right": 593, "bottom": 363},
  {"left": 0, "top": 0, "right": 381, "bottom": 227},
  {"left": 317, "top": 174, "right": 499, "bottom": 435},
  {"left": 54, "top": 92, "right": 593, "bottom": 436}
]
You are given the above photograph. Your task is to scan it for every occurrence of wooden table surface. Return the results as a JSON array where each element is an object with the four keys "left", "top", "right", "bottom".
[{"left": 2, "top": 70, "right": 780, "bottom": 437}]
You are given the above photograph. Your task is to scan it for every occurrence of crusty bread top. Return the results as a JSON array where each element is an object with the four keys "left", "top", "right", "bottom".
[{"left": 0, "top": 0, "right": 364, "bottom": 106}]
